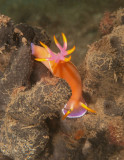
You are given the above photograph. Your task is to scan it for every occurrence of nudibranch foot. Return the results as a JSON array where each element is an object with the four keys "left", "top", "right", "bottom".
[
  {"left": 62, "top": 102, "right": 96, "bottom": 119},
  {"left": 62, "top": 104, "right": 87, "bottom": 119}
]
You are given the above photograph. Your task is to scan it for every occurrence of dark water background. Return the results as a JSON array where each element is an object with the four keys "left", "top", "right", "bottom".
[{"left": 0, "top": 0, "right": 124, "bottom": 65}]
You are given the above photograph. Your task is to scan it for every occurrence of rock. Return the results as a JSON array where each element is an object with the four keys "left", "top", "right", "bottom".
[
  {"left": 99, "top": 8, "right": 124, "bottom": 35},
  {"left": 79, "top": 8, "right": 124, "bottom": 160},
  {"left": 0, "top": 152, "right": 12, "bottom": 160},
  {"left": 81, "top": 16, "right": 124, "bottom": 114},
  {"left": 0, "top": 14, "right": 69, "bottom": 160}
]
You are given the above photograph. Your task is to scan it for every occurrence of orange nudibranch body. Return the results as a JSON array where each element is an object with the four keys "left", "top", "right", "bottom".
[
  {"left": 31, "top": 33, "right": 96, "bottom": 119},
  {"left": 54, "top": 61, "right": 82, "bottom": 101}
]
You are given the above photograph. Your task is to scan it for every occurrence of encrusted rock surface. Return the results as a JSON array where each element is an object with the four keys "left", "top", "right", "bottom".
[
  {"left": 79, "top": 8, "right": 124, "bottom": 160},
  {"left": 0, "top": 9, "right": 124, "bottom": 160},
  {"left": 0, "top": 14, "right": 71, "bottom": 160}
]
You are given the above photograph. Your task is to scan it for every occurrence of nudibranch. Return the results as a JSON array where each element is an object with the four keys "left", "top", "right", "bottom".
[{"left": 31, "top": 33, "right": 96, "bottom": 119}]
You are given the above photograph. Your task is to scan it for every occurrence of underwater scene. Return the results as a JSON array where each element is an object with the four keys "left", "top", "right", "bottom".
[{"left": 0, "top": 0, "right": 124, "bottom": 160}]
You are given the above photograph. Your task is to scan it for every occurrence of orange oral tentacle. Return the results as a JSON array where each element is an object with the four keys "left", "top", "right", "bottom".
[
  {"left": 62, "top": 109, "right": 73, "bottom": 120},
  {"left": 80, "top": 102, "right": 96, "bottom": 113}
]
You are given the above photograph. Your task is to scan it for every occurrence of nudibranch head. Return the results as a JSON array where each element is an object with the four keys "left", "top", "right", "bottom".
[
  {"left": 62, "top": 103, "right": 87, "bottom": 119},
  {"left": 62, "top": 100, "right": 96, "bottom": 120},
  {"left": 35, "top": 33, "right": 75, "bottom": 63}
]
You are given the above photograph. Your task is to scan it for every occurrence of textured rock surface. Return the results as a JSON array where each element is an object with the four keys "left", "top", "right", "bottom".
[
  {"left": 79, "top": 8, "right": 124, "bottom": 160},
  {"left": 0, "top": 9, "right": 124, "bottom": 160},
  {"left": 99, "top": 8, "right": 124, "bottom": 35}
]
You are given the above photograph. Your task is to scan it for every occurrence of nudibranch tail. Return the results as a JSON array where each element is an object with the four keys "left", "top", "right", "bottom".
[
  {"left": 67, "top": 46, "right": 76, "bottom": 55},
  {"left": 53, "top": 33, "right": 68, "bottom": 50},
  {"left": 35, "top": 58, "right": 50, "bottom": 62},
  {"left": 40, "top": 41, "right": 55, "bottom": 57},
  {"left": 54, "top": 35, "right": 62, "bottom": 50},
  {"left": 35, "top": 33, "right": 75, "bottom": 63},
  {"left": 62, "top": 32, "right": 67, "bottom": 49},
  {"left": 39, "top": 41, "right": 48, "bottom": 49},
  {"left": 64, "top": 56, "right": 71, "bottom": 62}
]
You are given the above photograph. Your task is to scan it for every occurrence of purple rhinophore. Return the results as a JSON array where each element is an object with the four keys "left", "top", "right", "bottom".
[{"left": 31, "top": 43, "right": 34, "bottom": 55}]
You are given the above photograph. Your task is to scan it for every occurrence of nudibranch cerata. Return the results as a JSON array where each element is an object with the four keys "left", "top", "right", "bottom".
[{"left": 31, "top": 33, "right": 96, "bottom": 119}]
